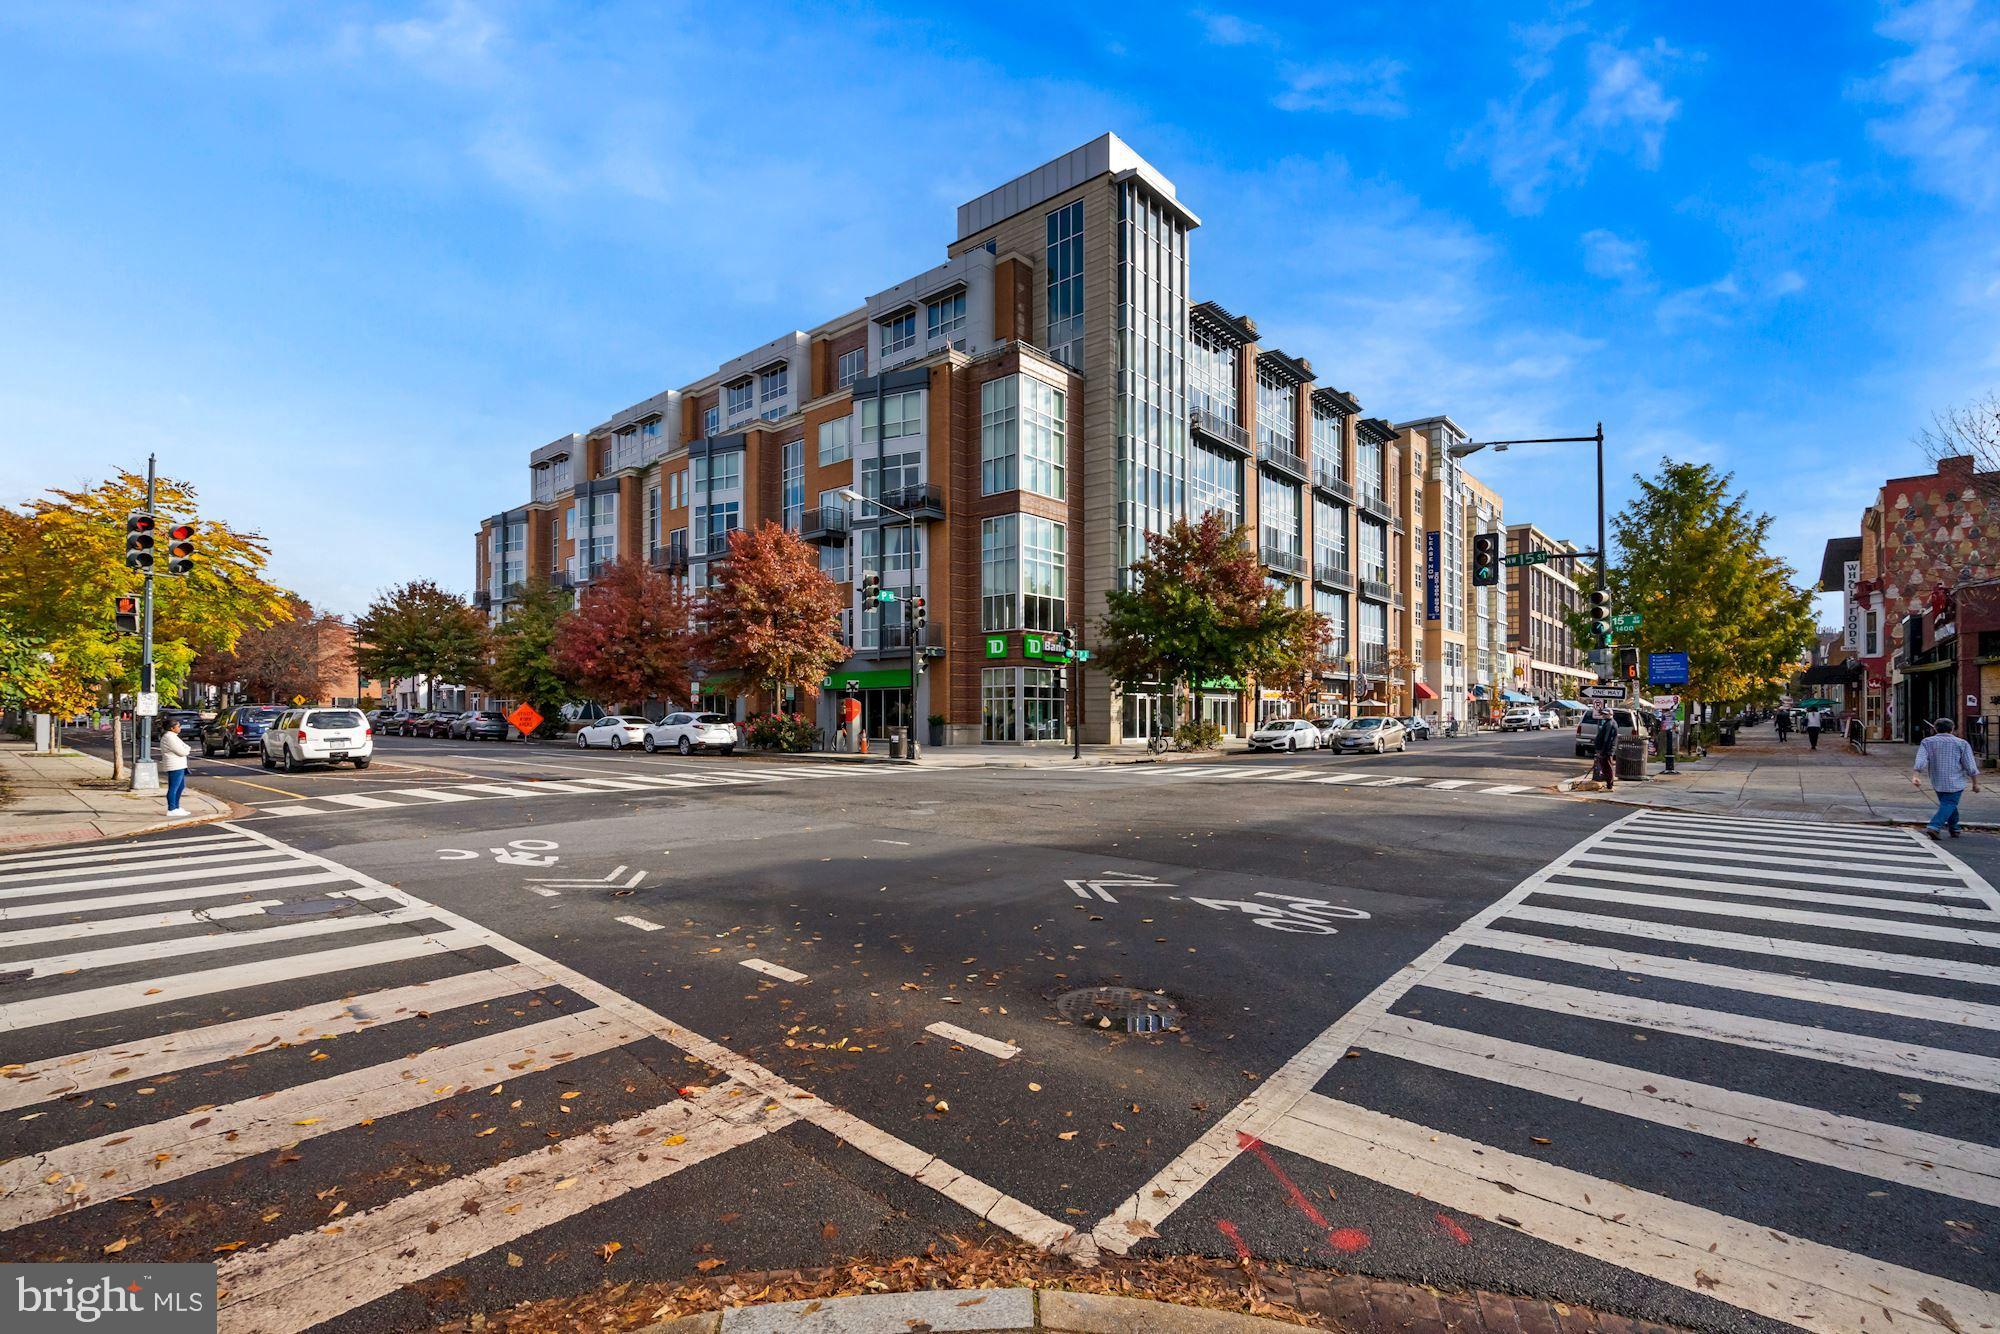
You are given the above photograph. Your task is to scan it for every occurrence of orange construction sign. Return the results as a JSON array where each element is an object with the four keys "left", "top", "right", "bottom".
[{"left": 506, "top": 703, "right": 544, "bottom": 736}]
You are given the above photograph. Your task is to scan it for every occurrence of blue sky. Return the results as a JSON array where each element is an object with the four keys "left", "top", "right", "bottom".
[{"left": 2, "top": 2, "right": 1995, "bottom": 623}]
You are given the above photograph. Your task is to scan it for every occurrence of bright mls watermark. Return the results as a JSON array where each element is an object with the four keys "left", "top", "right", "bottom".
[{"left": 5, "top": 1265, "right": 214, "bottom": 1332}]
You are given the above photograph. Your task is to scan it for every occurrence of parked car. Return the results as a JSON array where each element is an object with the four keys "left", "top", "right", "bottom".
[
  {"left": 1337, "top": 717, "right": 1407, "bottom": 753},
  {"left": 1499, "top": 707, "right": 1544, "bottom": 731},
  {"left": 201, "top": 704, "right": 285, "bottom": 758},
  {"left": 407, "top": 711, "right": 450, "bottom": 738},
  {"left": 1311, "top": 717, "right": 1351, "bottom": 745},
  {"left": 1248, "top": 718, "right": 1321, "bottom": 752},
  {"left": 261, "top": 707, "right": 373, "bottom": 771},
  {"left": 366, "top": 706, "right": 400, "bottom": 730},
  {"left": 644, "top": 711, "right": 739, "bottom": 755},
  {"left": 576, "top": 715, "right": 650, "bottom": 749},
  {"left": 150, "top": 707, "right": 204, "bottom": 741},
  {"left": 1574, "top": 708, "right": 1650, "bottom": 757},
  {"left": 449, "top": 710, "right": 510, "bottom": 741},
  {"left": 1400, "top": 716, "right": 1433, "bottom": 740},
  {"left": 386, "top": 710, "right": 424, "bottom": 736}
]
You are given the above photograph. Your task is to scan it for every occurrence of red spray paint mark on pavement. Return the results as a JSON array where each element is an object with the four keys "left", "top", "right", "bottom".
[
  {"left": 1328, "top": 1227, "right": 1371, "bottom": 1253},
  {"left": 1435, "top": 1212, "right": 1472, "bottom": 1246},
  {"left": 1215, "top": 1218, "right": 1254, "bottom": 1262},
  {"left": 1237, "top": 1133, "right": 1370, "bottom": 1255}
]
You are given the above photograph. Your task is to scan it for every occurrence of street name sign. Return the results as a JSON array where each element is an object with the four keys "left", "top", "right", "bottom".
[
  {"left": 1582, "top": 684, "right": 1629, "bottom": 700},
  {"left": 1609, "top": 613, "right": 1642, "bottom": 632},
  {"left": 1502, "top": 550, "right": 1552, "bottom": 567}
]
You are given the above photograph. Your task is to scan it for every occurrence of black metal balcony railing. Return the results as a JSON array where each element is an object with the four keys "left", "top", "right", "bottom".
[
  {"left": 865, "top": 621, "right": 943, "bottom": 654},
  {"left": 649, "top": 540, "right": 689, "bottom": 574},
  {"left": 1313, "top": 557, "right": 1352, "bottom": 589},
  {"left": 1257, "top": 437, "right": 1308, "bottom": 482},
  {"left": 1261, "top": 544, "right": 1305, "bottom": 578},
  {"left": 1392, "top": 590, "right": 1407, "bottom": 610},
  {"left": 1359, "top": 577, "right": 1392, "bottom": 603},
  {"left": 1189, "top": 408, "right": 1251, "bottom": 456},
  {"left": 1311, "top": 461, "right": 1352, "bottom": 501},
  {"left": 1392, "top": 514, "right": 1407, "bottom": 534},
  {"left": 1357, "top": 649, "right": 1390, "bottom": 676},
  {"left": 870, "top": 483, "right": 946, "bottom": 521},
  {"left": 550, "top": 572, "right": 576, "bottom": 592},
  {"left": 800, "top": 507, "right": 849, "bottom": 545},
  {"left": 1358, "top": 485, "right": 1392, "bottom": 518}
]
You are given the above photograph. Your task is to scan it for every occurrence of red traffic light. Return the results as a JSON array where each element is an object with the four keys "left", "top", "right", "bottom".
[
  {"left": 167, "top": 523, "right": 194, "bottom": 542},
  {"left": 126, "top": 513, "right": 155, "bottom": 535}
]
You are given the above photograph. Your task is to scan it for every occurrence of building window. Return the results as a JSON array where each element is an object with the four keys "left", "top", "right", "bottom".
[
  {"left": 703, "top": 405, "right": 719, "bottom": 437},
  {"left": 980, "top": 514, "right": 1064, "bottom": 632},
  {"left": 1191, "top": 439, "right": 1242, "bottom": 523},
  {"left": 1314, "top": 588, "right": 1349, "bottom": 660},
  {"left": 1256, "top": 370, "right": 1297, "bottom": 457},
  {"left": 880, "top": 311, "right": 916, "bottom": 356},
  {"left": 982, "top": 669, "right": 1017, "bottom": 743},
  {"left": 1046, "top": 200, "right": 1084, "bottom": 369},
  {"left": 580, "top": 493, "right": 617, "bottom": 575},
  {"left": 646, "top": 485, "right": 661, "bottom": 558},
  {"left": 1023, "top": 667, "right": 1063, "bottom": 741},
  {"left": 859, "top": 390, "right": 923, "bottom": 444},
  {"left": 1311, "top": 406, "right": 1344, "bottom": 478},
  {"left": 981, "top": 517, "right": 1018, "bottom": 632},
  {"left": 983, "top": 372, "right": 1067, "bottom": 499},
  {"left": 1357, "top": 431, "right": 1383, "bottom": 495},
  {"left": 761, "top": 366, "right": 788, "bottom": 406},
  {"left": 857, "top": 524, "right": 921, "bottom": 591},
  {"left": 1313, "top": 497, "right": 1348, "bottom": 571},
  {"left": 861, "top": 449, "right": 921, "bottom": 506},
  {"left": 1260, "top": 472, "right": 1301, "bottom": 562},
  {"left": 781, "top": 440, "right": 803, "bottom": 531},
  {"left": 693, "top": 501, "right": 739, "bottom": 556},
  {"left": 837, "top": 347, "right": 865, "bottom": 389},
  {"left": 1359, "top": 517, "right": 1388, "bottom": 583},
  {"left": 640, "top": 417, "right": 661, "bottom": 439},
  {"left": 725, "top": 380, "right": 753, "bottom": 418},
  {"left": 692, "top": 451, "right": 742, "bottom": 492},
  {"left": 1022, "top": 515, "right": 1066, "bottom": 631},
  {"left": 1112, "top": 180, "right": 1190, "bottom": 588},
  {"left": 1189, "top": 324, "right": 1239, "bottom": 428},
  {"left": 817, "top": 415, "right": 851, "bottom": 466},
  {"left": 668, "top": 468, "right": 685, "bottom": 510},
  {"left": 926, "top": 291, "right": 966, "bottom": 342},
  {"left": 552, "top": 456, "right": 571, "bottom": 492},
  {"left": 981, "top": 377, "right": 1018, "bottom": 494}
]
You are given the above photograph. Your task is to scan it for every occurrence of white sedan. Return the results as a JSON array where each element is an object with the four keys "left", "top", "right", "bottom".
[
  {"left": 645, "top": 711, "right": 739, "bottom": 755},
  {"left": 1248, "top": 718, "right": 1322, "bottom": 752},
  {"left": 575, "top": 715, "right": 650, "bottom": 749}
]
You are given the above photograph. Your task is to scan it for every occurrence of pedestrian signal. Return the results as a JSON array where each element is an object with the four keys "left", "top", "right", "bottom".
[{"left": 114, "top": 595, "right": 140, "bottom": 635}]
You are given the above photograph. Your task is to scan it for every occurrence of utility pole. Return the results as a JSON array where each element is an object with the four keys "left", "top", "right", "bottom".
[{"left": 130, "top": 455, "right": 160, "bottom": 792}]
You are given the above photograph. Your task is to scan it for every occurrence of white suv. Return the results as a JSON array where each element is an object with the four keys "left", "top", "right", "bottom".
[
  {"left": 645, "top": 712, "right": 739, "bottom": 755},
  {"left": 262, "top": 708, "right": 373, "bottom": 771},
  {"left": 1499, "top": 707, "right": 1543, "bottom": 731}
]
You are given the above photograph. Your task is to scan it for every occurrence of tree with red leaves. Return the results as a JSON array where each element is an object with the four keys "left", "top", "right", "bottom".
[
  {"left": 698, "top": 522, "right": 847, "bottom": 705},
  {"left": 552, "top": 557, "right": 697, "bottom": 711}
]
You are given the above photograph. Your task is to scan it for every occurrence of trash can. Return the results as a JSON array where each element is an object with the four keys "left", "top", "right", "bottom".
[
  {"left": 1718, "top": 722, "right": 1737, "bottom": 746},
  {"left": 888, "top": 729, "right": 907, "bottom": 760},
  {"left": 1616, "top": 738, "right": 1648, "bottom": 780}
]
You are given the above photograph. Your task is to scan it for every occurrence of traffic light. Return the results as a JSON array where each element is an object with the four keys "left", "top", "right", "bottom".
[
  {"left": 1617, "top": 646, "right": 1640, "bottom": 681},
  {"left": 910, "top": 595, "right": 927, "bottom": 630},
  {"left": 113, "top": 595, "right": 139, "bottom": 635},
  {"left": 1471, "top": 532, "right": 1500, "bottom": 587},
  {"left": 1588, "top": 587, "right": 1612, "bottom": 645},
  {"left": 860, "top": 570, "right": 880, "bottom": 604},
  {"left": 1057, "top": 626, "right": 1076, "bottom": 656},
  {"left": 164, "top": 522, "right": 195, "bottom": 576},
  {"left": 124, "top": 513, "right": 156, "bottom": 571}
]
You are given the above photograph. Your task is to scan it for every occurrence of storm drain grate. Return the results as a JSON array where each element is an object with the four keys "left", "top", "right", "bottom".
[{"left": 1055, "top": 986, "right": 1182, "bottom": 1035}]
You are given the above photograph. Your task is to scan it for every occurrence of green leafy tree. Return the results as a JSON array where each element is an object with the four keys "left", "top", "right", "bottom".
[
  {"left": 489, "top": 577, "right": 576, "bottom": 732},
  {"left": 1096, "top": 513, "right": 1305, "bottom": 729},
  {"left": 698, "top": 522, "right": 847, "bottom": 706},
  {"left": 1253, "top": 604, "right": 1335, "bottom": 714},
  {"left": 353, "top": 580, "right": 490, "bottom": 709},
  {"left": 1575, "top": 459, "right": 1816, "bottom": 715}
]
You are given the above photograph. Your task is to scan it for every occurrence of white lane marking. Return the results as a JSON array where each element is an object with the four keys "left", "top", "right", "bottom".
[
  {"left": 1551, "top": 862, "right": 1984, "bottom": 907},
  {"left": 0, "top": 836, "right": 253, "bottom": 872},
  {"left": 1308, "top": 773, "right": 1370, "bottom": 784},
  {"left": 1500, "top": 904, "right": 2000, "bottom": 986},
  {"left": 386, "top": 788, "right": 479, "bottom": 803},
  {"left": 740, "top": 957, "right": 807, "bottom": 983},
  {"left": 566, "top": 777, "right": 658, "bottom": 791},
  {"left": 527, "top": 887, "right": 561, "bottom": 897},
  {"left": 1628, "top": 812, "right": 1918, "bottom": 846},
  {"left": 1480, "top": 783, "right": 1531, "bottom": 794},
  {"left": 1363, "top": 776, "right": 1426, "bottom": 787},
  {"left": 1266, "top": 1094, "right": 2000, "bottom": 1334},
  {"left": 0, "top": 1009, "right": 643, "bottom": 1228},
  {"left": 0, "top": 872, "right": 344, "bottom": 921},
  {"left": 926, "top": 1020, "right": 1020, "bottom": 1060},
  {"left": 1461, "top": 927, "right": 2000, "bottom": 1030},
  {"left": 447, "top": 783, "right": 543, "bottom": 798},
  {"left": 508, "top": 780, "right": 595, "bottom": 793},
  {"left": 1531, "top": 881, "right": 2000, "bottom": 947},
  {"left": 1606, "top": 830, "right": 1945, "bottom": 866},
  {"left": 0, "top": 900, "right": 282, "bottom": 948},
  {"left": 216, "top": 1086, "right": 788, "bottom": 1334},
  {"left": 0, "top": 930, "right": 480, "bottom": 1034},
  {"left": 1594, "top": 837, "right": 1961, "bottom": 878},
  {"left": 258, "top": 805, "right": 318, "bottom": 817},
  {"left": 1570, "top": 851, "right": 1966, "bottom": 895},
  {"left": 315, "top": 794, "right": 402, "bottom": 810},
  {"left": 615, "top": 914, "right": 664, "bottom": 931},
  {"left": 217, "top": 821, "right": 1088, "bottom": 1263},
  {"left": 0, "top": 859, "right": 302, "bottom": 900},
  {"left": 875, "top": 838, "right": 912, "bottom": 845},
  {"left": 1425, "top": 962, "right": 2000, "bottom": 1092},
  {"left": 0, "top": 847, "right": 284, "bottom": 886},
  {"left": 1364, "top": 1017, "right": 2000, "bottom": 1206},
  {"left": 4, "top": 905, "right": 435, "bottom": 980},
  {"left": 1427, "top": 779, "right": 1474, "bottom": 789},
  {"left": 0, "top": 964, "right": 540, "bottom": 1112}
]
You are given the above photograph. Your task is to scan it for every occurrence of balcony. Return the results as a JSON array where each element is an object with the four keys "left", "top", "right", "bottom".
[
  {"left": 1392, "top": 590, "right": 1407, "bottom": 610},
  {"left": 1392, "top": 514, "right": 1407, "bottom": 535},
  {"left": 1313, "top": 557, "right": 1353, "bottom": 590},
  {"left": 649, "top": 540, "right": 689, "bottom": 574},
  {"left": 1314, "top": 464, "right": 1353, "bottom": 502},
  {"left": 1189, "top": 408, "right": 1250, "bottom": 456},
  {"left": 1261, "top": 544, "right": 1305, "bottom": 578},
  {"left": 863, "top": 620, "right": 944, "bottom": 655},
  {"left": 550, "top": 572, "right": 576, "bottom": 592},
  {"left": 1359, "top": 577, "right": 1392, "bottom": 603},
  {"left": 1357, "top": 648, "right": 1390, "bottom": 677},
  {"left": 473, "top": 590, "right": 492, "bottom": 610},
  {"left": 872, "top": 483, "right": 946, "bottom": 522},
  {"left": 800, "top": 507, "right": 849, "bottom": 546},
  {"left": 1257, "top": 437, "right": 1308, "bottom": 482},
  {"left": 1358, "top": 486, "right": 1392, "bottom": 519}
]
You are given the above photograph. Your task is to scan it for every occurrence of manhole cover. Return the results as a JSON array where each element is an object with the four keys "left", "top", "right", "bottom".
[{"left": 1055, "top": 986, "right": 1182, "bottom": 1035}]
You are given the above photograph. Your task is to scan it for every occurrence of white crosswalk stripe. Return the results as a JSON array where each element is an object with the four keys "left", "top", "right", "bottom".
[
  {"left": 1118, "top": 764, "right": 1558, "bottom": 800},
  {"left": 0, "top": 822, "right": 1082, "bottom": 1333},
  {"left": 1098, "top": 809, "right": 2000, "bottom": 1334}
]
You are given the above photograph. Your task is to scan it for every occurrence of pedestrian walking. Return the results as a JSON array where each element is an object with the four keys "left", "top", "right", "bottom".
[
  {"left": 1911, "top": 717, "right": 1981, "bottom": 839},
  {"left": 1804, "top": 705, "right": 1823, "bottom": 750},
  {"left": 1591, "top": 709, "right": 1620, "bottom": 789},
  {"left": 1775, "top": 709, "right": 1792, "bottom": 742},
  {"left": 159, "top": 718, "right": 190, "bottom": 814}
]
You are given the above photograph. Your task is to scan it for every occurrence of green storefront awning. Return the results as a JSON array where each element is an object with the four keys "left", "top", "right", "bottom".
[{"left": 821, "top": 667, "right": 913, "bottom": 690}]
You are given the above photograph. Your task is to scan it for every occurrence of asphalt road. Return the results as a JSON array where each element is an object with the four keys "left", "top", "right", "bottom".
[{"left": 5, "top": 730, "right": 1996, "bottom": 1334}]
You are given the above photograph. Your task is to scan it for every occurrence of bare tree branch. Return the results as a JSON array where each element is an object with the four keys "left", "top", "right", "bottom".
[{"left": 1915, "top": 390, "right": 2000, "bottom": 493}]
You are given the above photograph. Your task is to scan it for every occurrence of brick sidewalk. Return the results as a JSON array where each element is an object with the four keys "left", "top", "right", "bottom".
[{"left": 0, "top": 740, "right": 238, "bottom": 849}]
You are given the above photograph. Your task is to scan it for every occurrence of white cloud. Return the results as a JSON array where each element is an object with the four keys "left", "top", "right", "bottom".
[
  {"left": 1859, "top": 0, "right": 2000, "bottom": 211},
  {"left": 1580, "top": 228, "right": 1648, "bottom": 284},
  {"left": 1274, "top": 58, "right": 1408, "bottom": 116},
  {"left": 1579, "top": 38, "right": 1681, "bottom": 167},
  {"left": 1192, "top": 10, "right": 1272, "bottom": 47},
  {"left": 370, "top": 0, "right": 503, "bottom": 86}
]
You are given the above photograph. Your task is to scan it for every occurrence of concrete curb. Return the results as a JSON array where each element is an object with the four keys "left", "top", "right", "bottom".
[{"left": 638, "top": 1287, "right": 1296, "bottom": 1331}]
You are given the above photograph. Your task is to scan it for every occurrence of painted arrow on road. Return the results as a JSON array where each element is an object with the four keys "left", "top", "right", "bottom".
[
  {"left": 524, "top": 866, "right": 647, "bottom": 890},
  {"left": 1064, "top": 874, "right": 1172, "bottom": 904}
]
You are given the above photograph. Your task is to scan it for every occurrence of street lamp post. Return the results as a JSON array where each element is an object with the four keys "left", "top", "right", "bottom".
[{"left": 838, "top": 486, "right": 920, "bottom": 760}]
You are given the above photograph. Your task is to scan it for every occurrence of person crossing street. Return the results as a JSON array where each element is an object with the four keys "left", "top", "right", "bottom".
[{"left": 1911, "top": 717, "right": 1980, "bottom": 839}]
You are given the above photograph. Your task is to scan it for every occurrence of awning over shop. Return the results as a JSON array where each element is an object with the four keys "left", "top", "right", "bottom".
[
  {"left": 1798, "top": 660, "right": 1861, "bottom": 686},
  {"left": 1556, "top": 698, "right": 1586, "bottom": 711},
  {"left": 1501, "top": 690, "right": 1536, "bottom": 704},
  {"left": 1414, "top": 681, "right": 1438, "bottom": 700},
  {"left": 820, "top": 667, "right": 913, "bottom": 690}
]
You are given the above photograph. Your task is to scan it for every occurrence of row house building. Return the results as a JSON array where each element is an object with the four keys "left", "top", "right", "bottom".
[
  {"left": 1823, "top": 453, "right": 2000, "bottom": 751},
  {"left": 473, "top": 134, "right": 1513, "bottom": 745}
]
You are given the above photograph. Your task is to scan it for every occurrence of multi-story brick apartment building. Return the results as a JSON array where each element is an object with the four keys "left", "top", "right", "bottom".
[
  {"left": 1824, "top": 453, "right": 2000, "bottom": 748},
  {"left": 474, "top": 134, "right": 1480, "bottom": 745},
  {"left": 1506, "top": 522, "right": 1597, "bottom": 706},
  {"left": 1390, "top": 419, "right": 1510, "bottom": 725}
]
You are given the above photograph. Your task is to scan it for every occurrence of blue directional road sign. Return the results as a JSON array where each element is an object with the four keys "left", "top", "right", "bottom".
[{"left": 1648, "top": 651, "right": 1690, "bottom": 685}]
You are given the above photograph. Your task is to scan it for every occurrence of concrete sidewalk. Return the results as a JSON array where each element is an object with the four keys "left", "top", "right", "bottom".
[
  {"left": 0, "top": 740, "right": 237, "bottom": 850},
  {"left": 1585, "top": 722, "right": 1997, "bottom": 828}
]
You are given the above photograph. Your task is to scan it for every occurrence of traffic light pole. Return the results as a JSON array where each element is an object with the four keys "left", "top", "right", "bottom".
[
  {"left": 131, "top": 453, "right": 159, "bottom": 792},
  {"left": 1594, "top": 422, "right": 1608, "bottom": 683}
]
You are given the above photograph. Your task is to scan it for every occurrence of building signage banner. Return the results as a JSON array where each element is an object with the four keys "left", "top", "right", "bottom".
[
  {"left": 1425, "top": 530, "right": 1441, "bottom": 622},
  {"left": 1842, "top": 560, "right": 1861, "bottom": 650},
  {"left": 1648, "top": 651, "right": 1691, "bottom": 685},
  {"left": 984, "top": 635, "right": 1007, "bottom": 659}
]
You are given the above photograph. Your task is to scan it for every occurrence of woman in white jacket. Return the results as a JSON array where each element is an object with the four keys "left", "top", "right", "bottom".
[{"left": 159, "top": 718, "right": 191, "bottom": 813}]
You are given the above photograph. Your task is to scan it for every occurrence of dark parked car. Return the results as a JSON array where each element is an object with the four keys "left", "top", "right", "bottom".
[
  {"left": 1400, "top": 715, "right": 1433, "bottom": 740},
  {"left": 202, "top": 704, "right": 285, "bottom": 758},
  {"left": 388, "top": 710, "right": 424, "bottom": 736},
  {"left": 150, "top": 708, "right": 204, "bottom": 742},
  {"left": 449, "top": 710, "right": 510, "bottom": 740},
  {"left": 417, "top": 711, "right": 459, "bottom": 738},
  {"left": 366, "top": 707, "right": 400, "bottom": 730}
]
